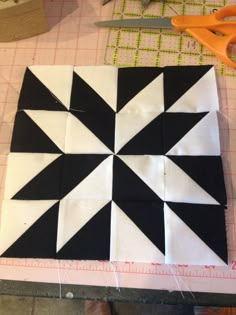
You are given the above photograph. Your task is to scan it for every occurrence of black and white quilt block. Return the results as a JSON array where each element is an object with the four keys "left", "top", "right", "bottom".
[{"left": 1, "top": 65, "right": 228, "bottom": 266}]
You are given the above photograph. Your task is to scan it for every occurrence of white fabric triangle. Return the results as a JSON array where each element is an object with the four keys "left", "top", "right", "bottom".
[
  {"left": 63, "top": 156, "right": 113, "bottom": 200},
  {"left": 167, "top": 112, "right": 220, "bottom": 155},
  {"left": 115, "top": 112, "right": 158, "bottom": 153},
  {"left": 110, "top": 202, "right": 165, "bottom": 263},
  {"left": 57, "top": 199, "right": 109, "bottom": 252},
  {"left": 164, "top": 157, "right": 219, "bottom": 205},
  {"left": 29, "top": 66, "right": 73, "bottom": 110},
  {"left": 120, "top": 73, "right": 164, "bottom": 114},
  {"left": 74, "top": 66, "right": 118, "bottom": 112},
  {"left": 65, "top": 113, "right": 112, "bottom": 153},
  {"left": 164, "top": 204, "right": 226, "bottom": 266},
  {"left": 119, "top": 155, "right": 164, "bottom": 200},
  {"left": 25, "top": 110, "right": 68, "bottom": 152},
  {"left": 4, "top": 153, "right": 61, "bottom": 199},
  {"left": 0, "top": 200, "right": 58, "bottom": 255},
  {"left": 167, "top": 67, "right": 219, "bottom": 112}
]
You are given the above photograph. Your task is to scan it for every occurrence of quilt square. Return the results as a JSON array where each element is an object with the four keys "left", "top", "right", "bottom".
[
  {"left": 115, "top": 113, "right": 164, "bottom": 155},
  {"left": 11, "top": 111, "right": 66, "bottom": 154},
  {"left": 1, "top": 65, "right": 228, "bottom": 266},
  {"left": 113, "top": 155, "right": 164, "bottom": 201},
  {"left": 164, "top": 112, "right": 221, "bottom": 156},
  {"left": 110, "top": 201, "right": 165, "bottom": 263},
  {"left": 18, "top": 66, "right": 73, "bottom": 111},
  {"left": 164, "top": 202, "right": 227, "bottom": 265},
  {"left": 0, "top": 200, "right": 59, "bottom": 258},
  {"left": 61, "top": 154, "right": 113, "bottom": 200},
  {"left": 4, "top": 153, "right": 63, "bottom": 200},
  {"left": 56, "top": 200, "right": 111, "bottom": 260},
  {"left": 163, "top": 66, "right": 219, "bottom": 112}
]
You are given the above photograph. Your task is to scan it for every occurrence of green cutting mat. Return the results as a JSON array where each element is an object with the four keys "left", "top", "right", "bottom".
[{"left": 104, "top": 0, "right": 236, "bottom": 76}]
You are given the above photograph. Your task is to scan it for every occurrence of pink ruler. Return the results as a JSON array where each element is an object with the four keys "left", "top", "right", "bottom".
[{"left": 0, "top": 0, "right": 236, "bottom": 294}]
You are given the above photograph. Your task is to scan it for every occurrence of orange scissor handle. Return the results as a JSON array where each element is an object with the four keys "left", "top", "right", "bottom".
[
  {"left": 172, "top": 5, "right": 236, "bottom": 35},
  {"left": 172, "top": 5, "right": 236, "bottom": 67},
  {"left": 186, "top": 28, "right": 236, "bottom": 68}
]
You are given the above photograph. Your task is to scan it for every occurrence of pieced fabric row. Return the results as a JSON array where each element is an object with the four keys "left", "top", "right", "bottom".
[{"left": 1, "top": 65, "right": 227, "bottom": 266}]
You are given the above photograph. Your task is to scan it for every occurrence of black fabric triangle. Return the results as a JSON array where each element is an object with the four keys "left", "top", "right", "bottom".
[
  {"left": 168, "top": 156, "right": 226, "bottom": 206},
  {"left": 164, "top": 65, "right": 212, "bottom": 111},
  {"left": 18, "top": 68, "right": 67, "bottom": 111},
  {"left": 61, "top": 154, "right": 109, "bottom": 198},
  {"left": 164, "top": 112, "right": 207, "bottom": 154},
  {"left": 72, "top": 112, "right": 115, "bottom": 152},
  {"left": 13, "top": 155, "right": 63, "bottom": 200},
  {"left": 118, "top": 114, "right": 164, "bottom": 155},
  {"left": 116, "top": 200, "right": 165, "bottom": 254},
  {"left": 117, "top": 67, "right": 163, "bottom": 112},
  {"left": 2, "top": 202, "right": 59, "bottom": 258},
  {"left": 113, "top": 156, "right": 163, "bottom": 202},
  {"left": 57, "top": 202, "right": 111, "bottom": 260},
  {"left": 167, "top": 202, "right": 228, "bottom": 264},
  {"left": 11, "top": 111, "right": 62, "bottom": 153}
]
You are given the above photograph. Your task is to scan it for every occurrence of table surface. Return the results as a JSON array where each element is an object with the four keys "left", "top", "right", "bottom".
[{"left": 0, "top": 0, "right": 236, "bottom": 305}]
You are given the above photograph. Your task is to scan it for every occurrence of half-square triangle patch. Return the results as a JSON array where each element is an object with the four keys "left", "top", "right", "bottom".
[
  {"left": 167, "top": 156, "right": 226, "bottom": 206},
  {"left": 165, "top": 202, "right": 227, "bottom": 265},
  {"left": 56, "top": 202, "right": 111, "bottom": 260},
  {"left": 4, "top": 153, "right": 62, "bottom": 199},
  {"left": 164, "top": 65, "right": 214, "bottom": 111},
  {"left": 113, "top": 156, "right": 163, "bottom": 202},
  {"left": 163, "top": 112, "right": 208, "bottom": 154},
  {"left": 12, "top": 155, "right": 63, "bottom": 200},
  {"left": 18, "top": 67, "right": 69, "bottom": 111},
  {"left": 0, "top": 200, "right": 59, "bottom": 258},
  {"left": 117, "top": 113, "right": 164, "bottom": 155},
  {"left": 74, "top": 66, "right": 118, "bottom": 112},
  {"left": 57, "top": 199, "right": 110, "bottom": 253},
  {"left": 115, "top": 200, "right": 165, "bottom": 255},
  {"left": 166, "top": 66, "right": 219, "bottom": 112},
  {"left": 11, "top": 111, "right": 63, "bottom": 153},
  {"left": 110, "top": 202, "right": 165, "bottom": 263},
  {"left": 61, "top": 154, "right": 109, "bottom": 199},
  {"left": 29, "top": 65, "right": 73, "bottom": 110},
  {"left": 117, "top": 67, "right": 163, "bottom": 112}
]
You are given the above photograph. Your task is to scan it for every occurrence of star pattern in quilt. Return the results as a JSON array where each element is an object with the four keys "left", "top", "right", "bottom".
[{"left": 1, "top": 65, "right": 228, "bottom": 266}]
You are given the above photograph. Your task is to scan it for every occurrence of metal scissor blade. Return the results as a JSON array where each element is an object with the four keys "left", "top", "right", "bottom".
[
  {"left": 102, "top": 0, "right": 152, "bottom": 8},
  {"left": 95, "top": 17, "right": 173, "bottom": 29}
]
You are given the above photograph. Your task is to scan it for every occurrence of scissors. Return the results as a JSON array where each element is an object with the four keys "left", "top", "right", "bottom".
[{"left": 95, "top": 5, "right": 236, "bottom": 68}]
